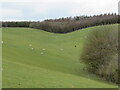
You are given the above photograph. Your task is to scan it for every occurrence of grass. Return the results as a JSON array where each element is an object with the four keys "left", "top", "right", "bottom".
[{"left": 2, "top": 24, "right": 118, "bottom": 88}]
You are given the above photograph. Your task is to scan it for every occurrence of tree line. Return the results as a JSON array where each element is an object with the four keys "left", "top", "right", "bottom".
[
  {"left": 2, "top": 21, "right": 31, "bottom": 27},
  {"left": 1, "top": 13, "right": 119, "bottom": 33},
  {"left": 29, "top": 13, "right": 119, "bottom": 33}
]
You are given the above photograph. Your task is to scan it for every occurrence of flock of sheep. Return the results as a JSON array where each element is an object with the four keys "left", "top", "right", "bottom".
[{"left": 29, "top": 44, "right": 63, "bottom": 55}]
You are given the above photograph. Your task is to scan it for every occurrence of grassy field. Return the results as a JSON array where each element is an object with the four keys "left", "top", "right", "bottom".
[{"left": 2, "top": 24, "right": 118, "bottom": 88}]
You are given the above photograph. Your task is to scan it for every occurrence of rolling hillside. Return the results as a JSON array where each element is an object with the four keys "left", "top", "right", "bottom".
[{"left": 2, "top": 24, "right": 118, "bottom": 88}]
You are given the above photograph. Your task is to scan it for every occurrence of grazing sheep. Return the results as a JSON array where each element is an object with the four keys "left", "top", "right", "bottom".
[
  {"left": 1, "top": 41, "right": 3, "bottom": 44},
  {"left": 29, "top": 44, "right": 32, "bottom": 47},
  {"left": 42, "top": 48, "right": 45, "bottom": 50},
  {"left": 60, "top": 48, "right": 63, "bottom": 51},
  {"left": 41, "top": 52, "right": 43, "bottom": 55}
]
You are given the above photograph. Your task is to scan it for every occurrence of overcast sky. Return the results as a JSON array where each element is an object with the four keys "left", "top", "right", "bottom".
[{"left": 0, "top": 0, "right": 119, "bottom": 21}]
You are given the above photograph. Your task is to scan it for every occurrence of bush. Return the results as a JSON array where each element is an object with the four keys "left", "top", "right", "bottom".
[{"left": 80, "top": 25, "right": 118, "bottom": 83}]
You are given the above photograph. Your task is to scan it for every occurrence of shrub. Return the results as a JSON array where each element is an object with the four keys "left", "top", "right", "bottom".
[{"left": 80, "top": 25, "right": 118, "bottom": 83}]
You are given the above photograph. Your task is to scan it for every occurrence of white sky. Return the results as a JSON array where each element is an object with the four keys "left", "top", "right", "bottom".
[{"left": 0, "top": 0, "right": 119, "bottom": 21}]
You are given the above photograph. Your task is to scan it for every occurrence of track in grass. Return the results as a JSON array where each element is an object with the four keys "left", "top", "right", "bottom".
[{"left": 2, "top": 24, "right": 118, "bottom": 88}]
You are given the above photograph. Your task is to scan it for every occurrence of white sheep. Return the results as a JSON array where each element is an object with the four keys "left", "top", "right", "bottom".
[
  {"left": 1, "top": 41, "right": 3, "bottom": 44},
  {"left": 42, "top": 48, "right": 45, "bottom": 50},
  {"left": 29, "top": 44, "right": 32, "bottom": 47},
  {"left": 41, "top": 52, "right": 43, "bottom": 54},
  {"left": 60, "top": 48, "right": 63, "bottom": 51}
]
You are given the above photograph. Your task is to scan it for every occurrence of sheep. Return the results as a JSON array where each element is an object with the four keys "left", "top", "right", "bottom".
[
  {"left": 42, "top": 48, "right": 45, "bottom": 51},
  {"left": 29, "top": 44, "right": 32, "bottom": 47},
  {"left": 41, "top": 52, "right": 43, "bottom": 55}
]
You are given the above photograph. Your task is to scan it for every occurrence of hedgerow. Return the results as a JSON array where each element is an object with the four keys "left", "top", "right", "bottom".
[{"left": 80, "top": 25, "right": 118, "bottom": 84}]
